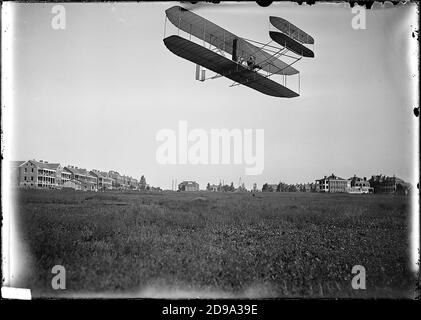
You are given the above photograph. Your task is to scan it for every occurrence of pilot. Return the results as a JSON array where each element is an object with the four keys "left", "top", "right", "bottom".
[
  {"left": 247, "top": 56, "right": 255, "bottom": 69},
  {"left": 247, "top": 56, "right": 261, "bottom": 71}
]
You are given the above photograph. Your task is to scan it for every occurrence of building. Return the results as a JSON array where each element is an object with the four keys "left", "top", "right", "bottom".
[
  {"left": 316, "top": 174, "right": 350, "bottom": 193},
  {"left": 59, "top": 167, "right": 72, "bottom": 186},
  {"left": 369, "top": 175, "right": 411, "bottom": 194},
  {"left": 349, "top": 175, "right": 370, "bottom": 187},
  {"left": 12, "top": 159, "right": 71, "bottom": 189},
  {"left": 41, "top": 162, "right": 70, "bottom": 188},
  {"left": 206, "top": 184, "right": 219, "bottom": 192},
  {"left": 304, "top": 183, "right": 315, "bottom": 192},
  {"left": 90, "top": 170, "right": 113, "bottom": 190},
  {"left": 11, "top": 160, "right": 37, "bottom": 188},
  {"left": 120, "top": 175, "right": 131, "bottom": 190},
  {"left": 34, "top": 160, "right": 58, "bottom": 188},
  {"left": 64, "top": 166, "right": 98, "bottom": 191},
  {"left": 125, "top": 176, "right": 138, "bottom": 190},
  {"left": 178, "top": 181, "right": 199, "bottom": 191},
  {"left": 262, "top": 183, "right": 278, "bottom": 192},
  {"left": 108, "top": 171, "right": 124, "bottom": 190},
  {"left": 347, "top": 175, "right": 373, "bottom": 194},
  {"left": 62, "top": 180, "right": 82, "bottom": 191}
]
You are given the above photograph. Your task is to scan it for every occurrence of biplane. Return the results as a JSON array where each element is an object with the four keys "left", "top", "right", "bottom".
[{"left": 163, "top": 6, "right": 314, "bottom": 98}]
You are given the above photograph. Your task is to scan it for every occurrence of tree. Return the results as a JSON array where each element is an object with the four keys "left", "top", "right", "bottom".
[
  {"left": 230, "top": 182, "right": 235, "bottom": 192},
  {"left": 206, "top": 183, "right": 211, "bottom": 191},
  {"left": 139, "top": 175, "right": 146, "bottom": 190},
  {"left": 277, "top": 182, "right": 288, "bottom": 192},
  {"left": 262, "top": 183, "right": 269, "bottom": 192}
]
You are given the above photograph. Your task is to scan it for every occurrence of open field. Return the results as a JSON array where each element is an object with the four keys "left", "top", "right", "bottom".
[{"left": 13, "top": 189, "right": 415, "bottom": 298}]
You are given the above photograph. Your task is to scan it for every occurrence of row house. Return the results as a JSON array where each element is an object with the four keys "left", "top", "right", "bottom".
[
  {"left": 90, "top": 169, "right": 113, "bottom": 190},
  {"left": 108, "top": 171, "right": 138, "bottom": 190},
  {"left": 12, "top": 160, "right": 70, "bottom": 189},
  {"left": 12, "top": 159, "right": 144, "bottom": 192},
  {"left": 108, "top": 170, "right": 124, "bottom": 189},
  {"left": 64, "top": 166, "right": 98, "bottom": 191},
  {"left": 11, "top": 160, "right": 37, "bottom": 188},
  {"left": 63, "top": 179, "right": 82, "bottom": 191},
  {"left": 120, "top": 175, "right": 130, "bottom": 190},
  {"left": 127, "top": 176, "right": 139, "bottom": 190}
]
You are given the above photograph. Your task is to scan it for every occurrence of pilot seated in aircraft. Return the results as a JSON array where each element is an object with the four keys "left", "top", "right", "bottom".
[{"left": 246, "top": 56, "right": 261, "bottom": 71}]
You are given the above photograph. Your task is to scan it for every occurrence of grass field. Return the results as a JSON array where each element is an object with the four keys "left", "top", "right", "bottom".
[{"left": 13, "top": 189, "right": 415, "bottom": 298}]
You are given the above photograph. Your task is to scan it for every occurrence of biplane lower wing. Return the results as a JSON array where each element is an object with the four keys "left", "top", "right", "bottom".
[
  {"left": 269, "top": 31, "right": 314, "bottom": 58},
  {"left": 163, "top": 35, "right": 299, "bottom": 98}
]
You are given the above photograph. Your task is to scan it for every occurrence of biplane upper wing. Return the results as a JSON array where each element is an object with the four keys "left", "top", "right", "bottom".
[
  {"left": 269, "top": 16, "right": 314, "bottom": 45},
  {"left": 165, "top": 6, "right": 299, "bottom": 76},
  {"left": 164, "top": 35, "right": 299, "bottom": 98},
  {"left": 269, "top": 31, "right": 314, "bottom": 58}
]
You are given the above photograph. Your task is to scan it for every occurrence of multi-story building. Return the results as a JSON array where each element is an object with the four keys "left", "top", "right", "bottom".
[
  {"left": 128, "top": 177, "right": 138, "bottom": 190},
  {"left": 369, "top": 175, "right": 410, "bottom": 194},
  {"left": 12, "top": 160, "right": 72, "bottom": 189},
  {"left": 178, "top": 181, "right": 199, "bottom": 191},
  {"left": 347, "top": 175, "right": 373, "bottom": 193},
  {"left": 62, "top": 179, "right": 82, "bottom": 191},
  {"left": 90, "top": 170, "right": 113, "bottom": 190},
  {"left": 59, "top": 168, "right": 72, "bottom": 186},
  {"left": 36, "top": 161, "right": 60, "bottom": 188},
  {"left": 120, "top": 175, "right": 138, "bottom": 190},
  {"left": 11, "top": 160, "right": 143, "bottom": 192},
  {"left": 64, "top": 166, "right": 98, "bottom": 191},
  {"left": 316, "top": 174, "right": 350, "bottom": 193},
  {"left": 109, "top": 170, "right": 124, "bottom": 190},
  {"left": 120, "top": 175, "right": 129, "bottom": 190},
  {"left": 349, "top": 175, "right": 370, "bottom": 188},
  {"left": 12, "top": 160, "right": 37, "bottom": 188}
]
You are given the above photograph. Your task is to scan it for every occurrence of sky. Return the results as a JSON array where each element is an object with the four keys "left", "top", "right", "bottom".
[{"left": 6, "top": 1, "right": 418, "bottom": 190}]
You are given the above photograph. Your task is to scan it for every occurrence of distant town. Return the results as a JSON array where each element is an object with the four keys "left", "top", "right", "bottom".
[{"left": 11, "top": 159, "right": 412, "bottom": 195}]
